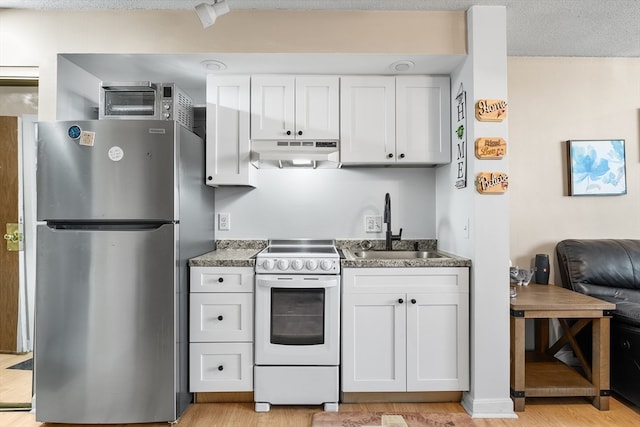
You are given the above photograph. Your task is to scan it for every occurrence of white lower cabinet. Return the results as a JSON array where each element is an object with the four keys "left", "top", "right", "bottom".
[
  {"left": 341, "top": 267, "right": 469, "bottom": 393},
  {"left": 189, "top": 267, "right": 254, "bottom": 392}
]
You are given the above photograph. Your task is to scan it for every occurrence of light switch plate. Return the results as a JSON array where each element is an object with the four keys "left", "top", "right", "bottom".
[
  {"left": 365, "top": 215, "right": 382, "bottom": 233},
  {"left": 218, "top": 213, "right": 230, "bottom": 231}
]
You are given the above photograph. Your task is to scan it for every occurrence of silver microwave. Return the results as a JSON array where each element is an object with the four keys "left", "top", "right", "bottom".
[{"left": 99, "top": 81, "right": 194, "bottom": 131}]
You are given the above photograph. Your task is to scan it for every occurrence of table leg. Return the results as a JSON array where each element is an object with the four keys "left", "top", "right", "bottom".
[
  {"left": 591, "top": 317, "right": 610, "bottom": 411},
  {"left": 534, "top": 318, "right": 549, "bottom": 354},
  {"left": 511, "top": 315, "right": 526, "bottom": 411}
]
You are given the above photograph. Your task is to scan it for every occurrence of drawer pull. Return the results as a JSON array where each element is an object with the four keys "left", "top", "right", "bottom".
[
  {"left": 217, "top": 315, "right": 224, "bottom": 321},
  {"left": 218, "top": 277, "right": 224, "bottom": 283},
  {"left": 217, "top": 365, "right": 224, "bottom": 371}
]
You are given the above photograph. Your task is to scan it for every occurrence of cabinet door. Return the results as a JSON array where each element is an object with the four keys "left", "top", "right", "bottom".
[
  {"left": 396, "top": 76, "right": 451, "bottom": 164},
  {"left": 295, "top": 76, "right": 339, "bottom": 140},
  {"left": 190, "top": 293, "right": 253, "bottom": 342},
  {"left": 341, "top": 293, "right": 406, "bottom": 392},
  {"left": 251, "top": 75, "right": 295, "bottom": 140},
  {"left": 190, "top": 266, "right": 254, "bottom": 293},
  {"left": 205, "top": 75, "right": 255, "bottom": 186},
  {"left": 340, "top": 76, "right": 395, "bottom": 164},
  {"left": 190, "top": 342, "right": 253, "bottom": 392},
  {"left": 406, "top": 292, "right": 469, "bottom": 391}
]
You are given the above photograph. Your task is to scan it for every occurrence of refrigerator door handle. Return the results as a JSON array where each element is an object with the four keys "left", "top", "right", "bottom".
[{"left": 45, "top": 221, "right": 173, "bottom": 231}]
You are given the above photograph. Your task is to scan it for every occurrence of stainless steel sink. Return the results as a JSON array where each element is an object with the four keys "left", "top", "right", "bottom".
[{"left": 352, "top": 250, "right": 448, "bottom": 260}]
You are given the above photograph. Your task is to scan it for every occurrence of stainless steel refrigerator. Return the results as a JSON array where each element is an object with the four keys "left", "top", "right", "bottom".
[{"left": 34, "top": 120, "right": 214, "bottom": 423}]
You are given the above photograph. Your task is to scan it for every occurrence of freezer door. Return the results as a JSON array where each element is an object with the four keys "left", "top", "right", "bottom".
[
  {"left": 34, "top": 223, "right": 178, "bottom": 423},
  {"left": 36, "top": 120, "right": 179, "bottom": 221}
]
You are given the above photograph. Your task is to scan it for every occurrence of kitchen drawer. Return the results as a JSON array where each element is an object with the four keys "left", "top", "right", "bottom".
[
  {"left": 190, "top": 342, "right": 253, "bottom": 392},
  {"left": 342, "top": 267, "right": 469, "bottom": 294},
  {"left": 190, "top": 293, "right": 253, "bottom": 342},
  {"left": 190, "top": 266, "right": 254, "bottom": 293}
]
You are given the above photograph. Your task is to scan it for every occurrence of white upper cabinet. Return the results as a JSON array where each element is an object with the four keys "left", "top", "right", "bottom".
[
  {"left": 340, "top": 76, "right": 396, "bottom": 164},
  {"left": 396, "top": 76, "right": 451, "bottom": 164},
  {"left": 251, "top": 75, "right": 339, "bottom": 140},
  {"left": 341, "top": 75, "right": 451, "bottom": 165},
  {"left": 205, "top": 75, "right": 255, "bottom": 187}
]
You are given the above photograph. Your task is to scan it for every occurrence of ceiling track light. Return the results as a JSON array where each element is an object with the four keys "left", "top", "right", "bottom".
[{"left": 195, "top": 0, "right": 230, "bottom": 28}]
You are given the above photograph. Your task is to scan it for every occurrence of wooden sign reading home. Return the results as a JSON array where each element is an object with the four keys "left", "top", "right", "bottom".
[
  {"left": 476, "top": 172, "right": 509, "bottom": 194},
  {"left": 475, "top": 137, "right": 506, "bottom": 159},
  {"left": 475, "top": 99, "right": 507, "bottom": 122}
]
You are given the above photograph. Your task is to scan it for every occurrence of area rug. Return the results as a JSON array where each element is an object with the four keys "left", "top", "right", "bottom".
[
  {"left": 7, "top": 358, "right": 33, "bottom": 370},
  {"left": 311, "top": 412, "right": 476, "bottom": 427}
]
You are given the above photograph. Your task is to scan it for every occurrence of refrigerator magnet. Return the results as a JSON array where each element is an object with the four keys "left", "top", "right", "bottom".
[{"left": 79, "top": 131, "right": 96, "bottom": 147}]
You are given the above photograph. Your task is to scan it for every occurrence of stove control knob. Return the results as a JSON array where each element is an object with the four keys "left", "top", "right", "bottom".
[
  {"left": 291, "top": 259, "right": 304, "bottom": 271},
  {"left": 262, "top": 259, "right": 275, "bottom": 271},
  {"left": 277, "top": 259, "right": 290, "bottom": 270},
  {"left": 320, "top": 259, "right": 334, "bottom": 271},
  {"left": 306, "top": 260, "right": 318, "bottom": 271}
]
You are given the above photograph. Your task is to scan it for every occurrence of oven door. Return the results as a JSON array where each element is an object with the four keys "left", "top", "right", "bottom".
[{"left": 254, "top": 275, "right": 340, "bottom": 366}]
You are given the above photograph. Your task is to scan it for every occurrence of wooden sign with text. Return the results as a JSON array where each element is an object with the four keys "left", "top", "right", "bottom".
[
  {"left": 475, "top": 137, "right": 506, "bottom": 159},
  {"left": 475, "top": 99, "right": 507, "bottom": 122},
  {"left": 476, "top": 172, "right": 509, "bottom": 194}
]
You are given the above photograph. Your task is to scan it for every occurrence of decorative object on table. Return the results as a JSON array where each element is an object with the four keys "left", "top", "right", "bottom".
[
  {"left": 566, "top": 139, "right": 626, "bottom": 196},
  {"left": 510, "top": 267, "right": 533, "bottom": 286},
  {"left": 454, "top": 83, "right": 467, "bottom": 189},
  {"left": 310, "top": 411, "right": 477, "bottom": 427},
  {"left": 510, "top": 286, "right": 518, "bottom": 298},
  {"left": 475, "top": 98, "right": 507, "bottom": 122},
  {"left": 475, "top": 171, "right": 509, "bottom": 194},
  {"left": 534, "top": 253, "right": 550, "bottom": 284},
  {"left": 475, "top": 137, "right": 506, "bottom": 159}
]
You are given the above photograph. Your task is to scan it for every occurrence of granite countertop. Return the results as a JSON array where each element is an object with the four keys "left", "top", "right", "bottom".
[
  {"left": 337, "top": 239, "right": 471, "bottom": 268},
  {"left": 189, "top": 239, "right": 471, "bottom": 269},
  {"left": 188, "top": 240, "right": 266, "bottom": 268}
]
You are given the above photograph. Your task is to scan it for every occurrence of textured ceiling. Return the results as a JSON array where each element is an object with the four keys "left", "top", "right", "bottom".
[{"left": 0, "top": 0, "right": 638, "bottom": 57}]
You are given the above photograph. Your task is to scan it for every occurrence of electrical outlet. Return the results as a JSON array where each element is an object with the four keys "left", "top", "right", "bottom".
[
  {"left": 365, "top": 215, "right": 382, "bottom": 233},
  {"left": 463, "top": 217, "right": 470, "bottom": 239},
  {"left": 218, "top": 213, "right": 230, "bottom": 231}
]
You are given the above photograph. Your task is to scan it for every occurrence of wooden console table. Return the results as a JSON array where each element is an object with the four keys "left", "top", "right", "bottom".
[{"left": 510, "top": 284, "right": 615, "bottom": 411}]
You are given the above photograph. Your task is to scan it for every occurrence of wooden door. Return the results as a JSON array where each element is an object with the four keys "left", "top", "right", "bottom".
[
  {"left": 250, "top": 75, "right": 295, "bottom": 140},
  {"left": 295, "top": 76, "right": 339, "bottom": 140},
  {"left": 0, "top": 116, "right": 19, "bottom": 353}
]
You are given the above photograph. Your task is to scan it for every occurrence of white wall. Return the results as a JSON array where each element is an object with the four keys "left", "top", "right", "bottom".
[
  {"left": 215, "top": 167, "right": 435, "bottom": 239},
  {"left": 508, "top": 57, "right": 640, "bottom": 279}
]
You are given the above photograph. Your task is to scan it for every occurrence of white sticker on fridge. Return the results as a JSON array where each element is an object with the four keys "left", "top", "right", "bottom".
[{"left": 107, "top": 146, "right": 124, "bottom": 162}]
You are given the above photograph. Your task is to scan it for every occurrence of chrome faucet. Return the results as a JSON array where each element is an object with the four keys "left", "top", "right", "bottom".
[{"left": 384, "top": 193, "right": 403, "bottom": 250}]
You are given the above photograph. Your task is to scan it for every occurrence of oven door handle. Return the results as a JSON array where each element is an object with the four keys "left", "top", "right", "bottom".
[{"left": 256, "top": 277, "right": 339, "bottom": 289}]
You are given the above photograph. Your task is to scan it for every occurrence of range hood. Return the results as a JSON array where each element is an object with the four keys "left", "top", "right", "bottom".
[{"left": 251, "top": 140, "right": 341, "bottom": 169}]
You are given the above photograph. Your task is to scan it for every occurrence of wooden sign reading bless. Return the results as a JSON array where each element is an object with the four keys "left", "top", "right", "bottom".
[
  {"left": 476, "top": 172, "right": 509, "bottom": 194},
  {"left": 475, "top": 99, "right": 507, "bottom": 122},
  {"left": 475, "top": 137, "right": 506, "bottom": 159}
]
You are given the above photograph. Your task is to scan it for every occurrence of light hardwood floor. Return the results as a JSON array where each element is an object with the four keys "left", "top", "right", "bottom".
[{"left": 2, "top": 352, "right": 640, "bottom": 427}]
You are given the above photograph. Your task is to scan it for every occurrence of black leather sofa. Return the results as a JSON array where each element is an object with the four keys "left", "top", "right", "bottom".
[{"left": 556, "top": 239, "right": 640, "bottom": 407}]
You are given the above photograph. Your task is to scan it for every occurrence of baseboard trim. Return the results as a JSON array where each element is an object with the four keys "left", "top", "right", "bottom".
[
  {"left": 461, "top": 392, "right": 517, "bottom": 418},
  {"left": 341, "top": 391, "right": 462, "bottom": 403}
]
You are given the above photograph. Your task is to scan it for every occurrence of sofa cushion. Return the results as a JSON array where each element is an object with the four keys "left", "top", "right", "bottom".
[{"left": 556, "top": 239, "right": 640, "bottom": 292}]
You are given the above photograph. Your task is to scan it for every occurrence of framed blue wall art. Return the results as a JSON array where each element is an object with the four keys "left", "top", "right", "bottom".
[{"left": 567, "top": 139, "right": 626, "bottom": 196}]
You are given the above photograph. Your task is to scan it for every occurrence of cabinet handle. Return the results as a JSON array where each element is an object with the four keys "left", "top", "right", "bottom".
[
  {"left": 218, "top": 277, "right": 224, "bottom": 283},
  {"left": 398, "top": 298, "right": 404, "bottom": 304},
  {"left": 217, "top": 365, "right": 224, "bottom": 371},
  {"left": 286, "top": 130, "right": 292, "bottom": 135},
  {"left": 387, "top": 153, "right": 394, "bottom": 159},
  {"left": 207, "top": 176, "right": 213, "bottom": 181},
  {"left": 298, "top": 130, "right": 303, "bottom": 136},
  {"left": 217, "top": 315, "right": 224, "bottom": 321},
  {"left": 400, "top": 153, "right": 406, "bottom": 159},
  {"left": 411, "top": 299, "right": 417, "bottom": 304}
]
